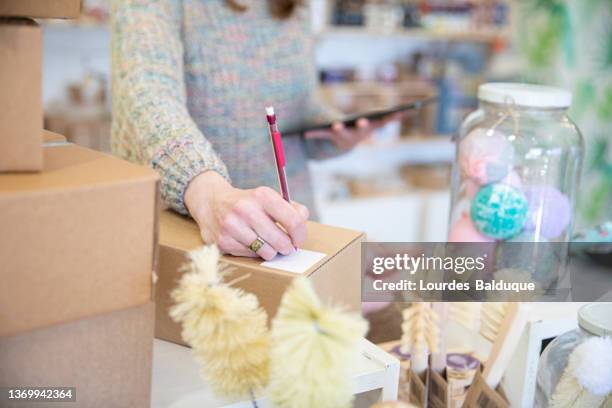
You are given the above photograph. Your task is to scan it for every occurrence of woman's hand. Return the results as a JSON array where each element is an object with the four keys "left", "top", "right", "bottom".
[
  {"left": 184, "top": 171, "right": 309, "bottom": 261},
  {"left": 304, "top": 113, "right": 404, "bottom": 150}
]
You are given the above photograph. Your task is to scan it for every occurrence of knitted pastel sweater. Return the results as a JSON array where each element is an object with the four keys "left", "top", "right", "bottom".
[{"left": 111, "top": 0, "right": 340, "bottom": 215}]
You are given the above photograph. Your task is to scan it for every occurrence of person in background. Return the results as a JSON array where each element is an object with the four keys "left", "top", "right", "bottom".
[{"left": 112, "top": 0, "right": 394, "bottom": 260}]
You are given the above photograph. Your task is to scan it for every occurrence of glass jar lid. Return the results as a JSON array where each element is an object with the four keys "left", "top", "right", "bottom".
[
  {"left": 578, "top": 303, "right": 612, "bottom": 337},
  {"left": 478, "top": 83, "right": 572, "bottom": 109}
]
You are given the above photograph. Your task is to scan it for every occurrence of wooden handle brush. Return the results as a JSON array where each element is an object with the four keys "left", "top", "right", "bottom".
[
  {"left": 401, "top": 303, "right": 439, "bottom": 375},
  {"left": 431, "top": 303, "right": 448, "bottom": 374},
  {"left": 481, "top": 303, "right": 530, "bottom": 388}
]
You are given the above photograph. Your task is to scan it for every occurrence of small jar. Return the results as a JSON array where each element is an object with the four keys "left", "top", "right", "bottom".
[
  {"left": 535, "top": 303, "right": 612, "bottom": 407},
  {"left": 448, "top": 83, "right": 583, "bottom": 288}
]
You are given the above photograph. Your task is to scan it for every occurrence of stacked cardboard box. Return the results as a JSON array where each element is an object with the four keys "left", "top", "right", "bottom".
[
  {"left": 0, "top": 0, "right": 81, "bottom": 19},
  {"left": 0, "top": 3, "right": 158, "bottom": 407},
  {"left": 1, "top": 303, "right": 155, "bottom": 408},
  {"left": 0, "top": 144, "right": 159, "bottom": 336},
  {"left": 43, "top": 129, "right": 68, "bottom": 144},
  {"left": 0, "top": 17, "right": 42, "bottom": 171},
  {"left": 0, "top": 0, "right": 82, "bottom": 171},
  {"left": 0, "top": 144, "right": 159, "bottom": 407}
]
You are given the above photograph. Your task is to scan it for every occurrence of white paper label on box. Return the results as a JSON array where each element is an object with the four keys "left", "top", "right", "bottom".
[{"left": 261, "top": 249, "right": 327, "bottom": 274}]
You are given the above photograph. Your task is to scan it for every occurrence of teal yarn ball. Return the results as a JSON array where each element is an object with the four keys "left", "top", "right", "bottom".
[{"left": 470, "top": 184, "right": 528, "bottom": 240}]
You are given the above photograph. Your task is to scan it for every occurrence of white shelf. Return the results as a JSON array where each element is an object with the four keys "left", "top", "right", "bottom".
[
  {"left": 151, "top": 338, "right": 400, "bottom": 408},
  {"left": 317, "top": 26, "right": 510, "bottom": 43},
  {"left": 310, "top": 137, "right": 455, "bottom": 176}
]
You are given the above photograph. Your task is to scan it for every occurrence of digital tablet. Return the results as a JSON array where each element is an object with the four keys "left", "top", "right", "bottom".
[{"left": 283, "top": 96, "right": 437, "bottom": 136}]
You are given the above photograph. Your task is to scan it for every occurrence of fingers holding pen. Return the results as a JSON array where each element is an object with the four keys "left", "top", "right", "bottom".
[
  {"left": 254, "top": 186, "right": 308, "bottom": 248},
  {"left": 213, "top": 186, "right": 308, "bottom": 260},
  {"left": 185, "top": 167, "right": 311, "bottom": 260},
  {"left": 234, "top": 198, "right": 295, "bottom": 256},
  {"left": 219, "top": 211, "right": 281, "bottom": 261}
]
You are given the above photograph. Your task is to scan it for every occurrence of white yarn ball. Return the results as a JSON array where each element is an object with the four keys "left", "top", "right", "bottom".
[{"left": 569, "top": 336, "right": 612, "bottom": 396}]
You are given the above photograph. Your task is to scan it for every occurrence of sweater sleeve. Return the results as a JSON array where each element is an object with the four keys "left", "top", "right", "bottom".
[{"left": 111, "top": 0, "right": 230, "bottom": 214}]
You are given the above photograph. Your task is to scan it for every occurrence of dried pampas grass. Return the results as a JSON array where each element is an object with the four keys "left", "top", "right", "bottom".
[
  {"left": 268, "top": 277, "right": 368, "bottom": 408},
  {"left": 170, "top": 248, "right": 370, "bottom": 405},
  {"left": 170, "top": 245, "right": 270, "bottom": 398}
]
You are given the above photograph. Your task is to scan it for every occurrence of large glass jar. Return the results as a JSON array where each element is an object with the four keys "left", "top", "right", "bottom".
[
  {"left": 448, "top": 83, "right": 583, "bottom": 294},
  {"left": 535, "top": 303, "right": 612, "bottom": 407}
]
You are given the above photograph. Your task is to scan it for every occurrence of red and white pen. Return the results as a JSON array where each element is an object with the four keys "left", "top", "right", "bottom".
[{"left": 265, "top": 106, "right": 291, "bottom": 202}]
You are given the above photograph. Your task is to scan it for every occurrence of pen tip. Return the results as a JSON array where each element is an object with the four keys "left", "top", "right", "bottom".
[{"left": 265, "top": 106, "right": 275, "bottom": 116}]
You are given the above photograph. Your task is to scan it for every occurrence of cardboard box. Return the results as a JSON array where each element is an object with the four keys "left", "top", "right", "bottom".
[
  {"left": 156, "top": 210, "right": 364, "bottom": 346},
  {"left": 0, "top": 0, "right": 81, "bottom": 19},
  {"left": 43, "top": 129, "right": 67, "bottom": 144},
  {"left": 0, "top": 18, "right": 42, "bottom": 171},
  {"left": 0, "top": 144, "right": 159, "bottom": 337},
  {"left": 0, "top": 302, "right": 154, "bottom": 408}
]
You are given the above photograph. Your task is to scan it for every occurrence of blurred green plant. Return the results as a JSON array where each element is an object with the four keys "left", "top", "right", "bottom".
[
  {"left": 596, "top": 86, "right": 612, "bottom": 121},
  {"left": 517, "top": 0, "right": 612, "bottom": 227},
  {"left": 595, "top": 23, "right": 612, "bottom": 71},
  {"left": 584, "top": 136, "right": 612, "bottom": 222},
  {"left": 518, "top": 0, "right": 573, "bottom": 67}
]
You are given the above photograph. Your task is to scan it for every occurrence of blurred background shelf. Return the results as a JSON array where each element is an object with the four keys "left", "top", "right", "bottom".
[
  {"left": 309, "top": 136, "right": 453, "bottom": 241},
  {"left": 317, "top": 26, "right": 510, "bottom": 43},
  {"left": 311, "top": 136, "right": 454, "bottom": 174}
]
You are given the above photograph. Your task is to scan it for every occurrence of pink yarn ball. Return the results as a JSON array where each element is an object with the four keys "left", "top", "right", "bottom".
[
  {"left": 451, "top": 199, "right": 472, "bottom": 225},
  {"left": 448, "top": 213, "right": 495, "bottom": 242},
  {"left": 462, "top": 179, "right": 481, "bottom": 199},
  {"left": 459, "top": 128, "right": 515, "bottom": 185}
]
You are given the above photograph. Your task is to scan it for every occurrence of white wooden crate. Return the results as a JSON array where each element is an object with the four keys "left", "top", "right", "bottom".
[{"left": 151, "top": 338, "right": 400, "bottom": 408}]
